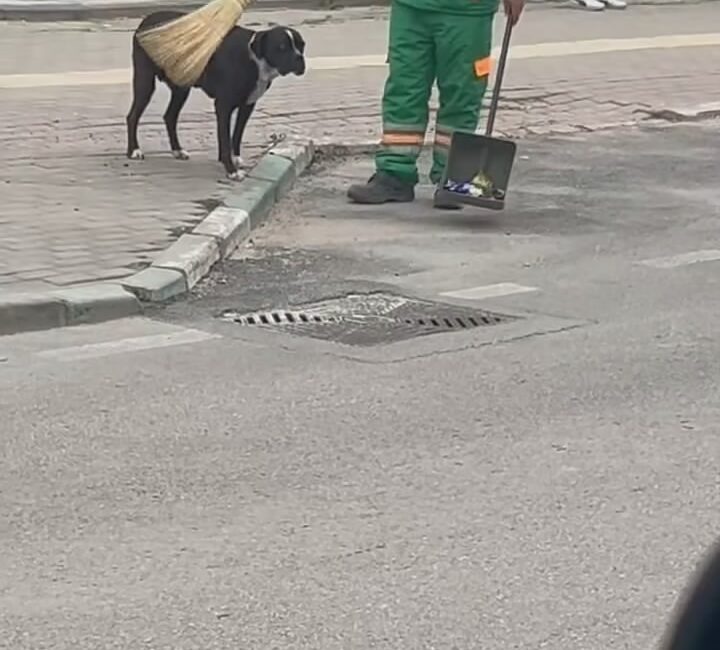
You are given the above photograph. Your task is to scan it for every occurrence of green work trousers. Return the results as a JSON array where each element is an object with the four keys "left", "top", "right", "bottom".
[{"left": 375, "top": 1, "right": 495, "bottom": 185}]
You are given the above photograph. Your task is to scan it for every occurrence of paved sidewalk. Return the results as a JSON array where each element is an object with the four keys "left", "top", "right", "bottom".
[{"left": 1, "top": 3, "right": 720, "bottom": 295}]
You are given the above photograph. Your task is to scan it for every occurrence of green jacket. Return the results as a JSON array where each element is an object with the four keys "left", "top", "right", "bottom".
[{"left": 396, "top": 0, "right": 499, "bottom": 16}]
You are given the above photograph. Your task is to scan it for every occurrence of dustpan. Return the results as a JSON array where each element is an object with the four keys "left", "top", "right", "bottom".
[{"left": 436, "top": 18, "right": 516, "bottom": 211}]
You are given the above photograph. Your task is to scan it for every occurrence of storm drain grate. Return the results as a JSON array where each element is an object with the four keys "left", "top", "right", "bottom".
[
  {"left": 220, "top": 293, "right": 517, "bottom": 346},
  {"left": 235, "top": 312, "right": 340, "bottom": 326}
]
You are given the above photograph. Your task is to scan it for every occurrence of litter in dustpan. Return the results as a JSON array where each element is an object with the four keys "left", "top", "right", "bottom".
[
  {"left": 436, "top": 18, "right": 517, "bottom": 211},
  {"left": 443, "top": 172, "right": 505, "bottom": 201}
]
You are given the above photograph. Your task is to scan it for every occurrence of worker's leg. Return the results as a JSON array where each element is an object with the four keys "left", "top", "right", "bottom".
[
  {"left": 377, "top": 2, "right": 435, "bottom": 184},
  {"left": 430, "top": 11, "right": 494, "bottom": 186},
  {"left": 348, "top": 1, "right": 435, "bottom": 204}
]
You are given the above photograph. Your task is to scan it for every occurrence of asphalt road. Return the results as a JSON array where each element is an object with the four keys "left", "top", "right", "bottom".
[{"left": 2, "top": 123, "right": 720, "bottom": 648}]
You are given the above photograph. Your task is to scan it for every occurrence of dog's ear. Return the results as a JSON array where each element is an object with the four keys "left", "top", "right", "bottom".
[
  {"left": 250, "top": 31, "right": 268, "bottom": 59},
  {"left": 290, "top": 29, "right": 305, "bottom": 53}
]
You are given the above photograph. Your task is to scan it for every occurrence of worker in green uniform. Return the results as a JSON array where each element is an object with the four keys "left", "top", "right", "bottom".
[{"left": 347, "top": 0, "right": 524, "bottom": 206}]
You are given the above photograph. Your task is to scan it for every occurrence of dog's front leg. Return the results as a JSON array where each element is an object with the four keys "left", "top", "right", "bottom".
[
  {"left": 232, "top": 103, "right": 256, "bottom": 169},
  {"left": 215, "top": 100, "right": 241, "bottom": 180}
]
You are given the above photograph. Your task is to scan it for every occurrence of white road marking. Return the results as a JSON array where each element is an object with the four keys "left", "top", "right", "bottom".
[
  {"left": 34, "top": 328, "right": 220, "bottom": 361},
  {"left": 637, "top": 249, "right": 720, "bottom": 269},
  {"left": 441, "top": 283, "right": 539, "bottom": 301},
  {"left": 2, "top": 32, "right": 720, "bottom": 89}
]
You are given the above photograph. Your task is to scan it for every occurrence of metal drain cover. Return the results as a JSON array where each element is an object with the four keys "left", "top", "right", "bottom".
[{"left": 220, "top": 292, "right": 517, "bottom": 346}]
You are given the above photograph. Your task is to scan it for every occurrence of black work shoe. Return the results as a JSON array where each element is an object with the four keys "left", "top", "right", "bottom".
[
  {"left": 347, "top": 173, "right": 414, "bottom": 205},
  {"left": 433, "top": 188, "right": 462, "bottom": 210}
]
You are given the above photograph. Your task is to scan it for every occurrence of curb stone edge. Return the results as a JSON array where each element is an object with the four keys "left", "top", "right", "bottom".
[{"left": 0, "top": 283, "right": 142, "bottom": 337}]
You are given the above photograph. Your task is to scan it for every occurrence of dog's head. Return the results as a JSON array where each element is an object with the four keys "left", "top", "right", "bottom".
[{"left": 252, "top": 26, "right": 306, "bottom": 77}]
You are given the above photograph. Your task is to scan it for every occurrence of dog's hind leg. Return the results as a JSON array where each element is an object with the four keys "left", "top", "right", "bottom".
[
  {"left": 232, "top": 103, "right": 256, "bottom": 169},
  {"left": 164, "top": 86, "right": 191, "bottom": 160},
  {"left": 126, "top": 45, "right": 156, "bottom": 160}
]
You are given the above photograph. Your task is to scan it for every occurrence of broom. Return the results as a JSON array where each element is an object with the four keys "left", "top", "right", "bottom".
[{"left": 137, "top": 0, "right": 253, "bottom": 88}]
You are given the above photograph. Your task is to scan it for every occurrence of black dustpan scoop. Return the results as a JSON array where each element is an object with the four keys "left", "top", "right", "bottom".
[{"left": 436, "top": 18, "right": 517, "bottom": 210}]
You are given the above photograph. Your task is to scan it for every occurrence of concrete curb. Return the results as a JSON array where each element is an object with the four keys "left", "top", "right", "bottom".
[
  {"left": 119, "top": 139, "right": 315, "bottom": 304},
  {"left": 0, "top": 139, "right": 314, "bottom": 337},
  {"left": 0, "top": 0, "right": 713, "bottom": 21},
  {"left": 0, "top": 283, "right": 142, "bottom": 336}
]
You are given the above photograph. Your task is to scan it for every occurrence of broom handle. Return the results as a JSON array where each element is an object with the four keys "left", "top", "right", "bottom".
[{"left": 484, "top": 18, "right": 514, "bottom": 137}]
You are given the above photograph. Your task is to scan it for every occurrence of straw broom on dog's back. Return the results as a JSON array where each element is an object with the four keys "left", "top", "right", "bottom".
[{"left": 136, "top": 0, "right": 252, "bottom": 87}]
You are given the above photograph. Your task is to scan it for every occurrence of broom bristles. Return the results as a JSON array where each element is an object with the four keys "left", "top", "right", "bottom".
[{"left": 137, "top": 0, "right": 251, "bottom": 87}]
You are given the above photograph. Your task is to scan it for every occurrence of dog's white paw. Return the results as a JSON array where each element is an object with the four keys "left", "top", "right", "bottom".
[
  {"left": 227, "top": 169, "right": 246, "bottom": 182},
  {"left": 232, "top": 155, "right": 248, "bottom": 169},
  {"left": 172, "top": 149, "right": 190, "bottom": 161},
  {"left": 129, "top": 148, "right": 144, "bottom": 160}
]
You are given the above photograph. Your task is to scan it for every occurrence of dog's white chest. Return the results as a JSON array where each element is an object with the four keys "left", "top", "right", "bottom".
[
  {"left": 247, "top": 63, "right": 278, "bottom": 105},
  {"left": 247, "top": 76, "right": 271, "bottom": 105}
]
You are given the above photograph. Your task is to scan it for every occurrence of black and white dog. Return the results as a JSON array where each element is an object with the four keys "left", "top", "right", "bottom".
[{"left": 126, "top": 12, "right": 306, "bottom": 179}]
